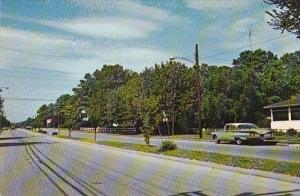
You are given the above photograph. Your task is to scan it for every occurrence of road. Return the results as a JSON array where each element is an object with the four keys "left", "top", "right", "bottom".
[
  {"left": 59, "top": 130, "right": 300, "bottom": 163},
  {"left": 1, "top": 129, "right": 300, "bottom": 196}
]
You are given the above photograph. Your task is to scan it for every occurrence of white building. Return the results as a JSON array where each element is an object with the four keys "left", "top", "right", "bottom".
[{"left": 264, "top": 96, "right": 300, "bottom": 131}]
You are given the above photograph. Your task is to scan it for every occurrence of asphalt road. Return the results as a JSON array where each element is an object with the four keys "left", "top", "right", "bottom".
[
  {"left": 62, "top": 130, "right": 300, "bottom": 163},
  {"left": 1, "top": 129, "right": 300, "bottom": 196}
]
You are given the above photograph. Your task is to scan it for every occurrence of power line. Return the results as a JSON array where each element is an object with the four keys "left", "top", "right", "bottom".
[
  {"left": 2, "top": 97, "right": 56, "bottom": 102},
  {"left": 0, "top": 33, "right": 293, "bottom": 68},
  {"left": 202, "top": 34, "right": 291, "bottom": 60},
  {"left": 0, "top": 46, "right": 167, "bottom": 63},
  {"left": 0, "top": 46, "right": 89, "bottom": 60}
]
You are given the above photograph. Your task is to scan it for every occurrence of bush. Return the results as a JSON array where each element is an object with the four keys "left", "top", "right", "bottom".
[
  {"left": 286, "top": 128, "right": 297, "bottom": 136},
  {"left": 160, "top": 140, "right": 177, "bottom": 152},
  {"left": 274, "top": 129, "right": 285, "bottom": 136}
]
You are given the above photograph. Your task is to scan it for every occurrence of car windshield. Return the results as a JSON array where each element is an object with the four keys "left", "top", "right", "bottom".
[{"left": 237, "top": 124, "right": 258, "bottom": 129}]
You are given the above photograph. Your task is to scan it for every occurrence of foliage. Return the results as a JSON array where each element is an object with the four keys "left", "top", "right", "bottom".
[
  {"left": 286, "top": 128, "right": 297, "bottom": 136},
  {"left": 0, "top": 95, "right": 3, "bottom": 113},
  {"left": 0, "top": 95, "right": 10, "bottom": 128},
  {"left": 160, "top": 140, "right": 177, "bottom": 151},
  {"left": 264, "top": 0, "right": 300, "bottom": 38},
  {"left": 31, "top": 50, "right": 300, "bottom": 133},
  {"left": 274, "top": 129, "right": 286, "bottom": 136},
  {"left": 0, "top": 115, "right": 10, "bottom": 128}
]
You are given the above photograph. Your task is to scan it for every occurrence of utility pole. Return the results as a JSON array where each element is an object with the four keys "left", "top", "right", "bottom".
[
  {"left": 195, "top": 44, "right": 202, "bottom": 139},
  {"left": 249, "top": 28, "right": 253, "bottom": 50}
]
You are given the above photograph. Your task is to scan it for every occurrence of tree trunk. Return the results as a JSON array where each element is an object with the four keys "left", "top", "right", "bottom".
[
  {"left": 69, "top": 126, "right": 71, "bottom": 138},
  {"left": 157, "top": 123, "right": 162, "bottom": 136},
  {"left": 166, "top": 121, "right": 170, "bottom": 136}
]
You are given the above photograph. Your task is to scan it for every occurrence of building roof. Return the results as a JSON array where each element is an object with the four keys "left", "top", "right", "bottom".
[{"left": 264, "top": 96, "right": 300, "bottom": 109}]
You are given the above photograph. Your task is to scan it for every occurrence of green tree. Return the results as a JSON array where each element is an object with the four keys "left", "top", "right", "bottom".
[
  {"left": 265, "top": 0, "right": 300, "bottom": 38},
  {"left": 116, "top": 75, "right": 142, "bottom": 128},
  {"left": 140, "top": 96, "right": 158, "bottom": 145},
  {"left": 35, "top": 104, "right": 49, "bottom": 129},
  {"left": 61, "top": 95, "right": 78, "bottom": 137},
  {"left": 32, "top": 49, "right": 300, "bottom": 135},
  {"left": 0, "top": 95, "right": 3, "bottom": 113}
]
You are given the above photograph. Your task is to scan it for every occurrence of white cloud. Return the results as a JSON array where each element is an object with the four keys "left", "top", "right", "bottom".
[
  {"left": 0, "top": 25, "right": 173, "bottom": 122},
  {"left": 59, "top": 0, "right": 184, "bottom": 40},
  {"left": 0, "top": 27, "right": 73, "bottom": 46},
  {"left": 186, "top": 0, "right": 253, "bottom": 10},
  {"left": 39, "top": 17, "right": 160, "bottom": 39},
  {"left": 231, "top": 18, "right": 256, "bottom": 32},
  {"left": 0, "top": 26, "right": 171, "bottom": 73},
  {"left": 69, "top": 0, "right": 182, "bottom": 22}
]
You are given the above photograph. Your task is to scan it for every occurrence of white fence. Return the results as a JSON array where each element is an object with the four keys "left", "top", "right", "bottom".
[{"left": 80, "top": 127, "right": 136, "bottom": 134}]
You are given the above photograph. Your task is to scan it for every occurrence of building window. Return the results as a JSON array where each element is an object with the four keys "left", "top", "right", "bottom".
[
  {"left": 291, "top": 106, "right": 300, "bottom": 120},
  {"left": 273, "top": 107, "right": 289, "bottom": 121}
]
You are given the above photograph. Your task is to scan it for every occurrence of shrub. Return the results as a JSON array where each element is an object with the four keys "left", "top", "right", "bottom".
[
  {"left": 286, "top": 128, "right": 297, "bottom": 136},
  {"left": 160, "top": 140, "right": 177, "bottom": 152},
  {"left": 274, "top": 129, "right": 285, "bottom": 136},
  {"left": 204, "top": 128, "right": 214, "bottom": 136}
]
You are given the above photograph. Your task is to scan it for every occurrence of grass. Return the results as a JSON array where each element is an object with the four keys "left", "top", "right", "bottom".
[
  {"left": 168, "top": 134, "right": 212, "bottom": 141},
  {"left": 56, "top": 135, "right": 300, "bottom": 177},
  {"left": 275, "top": 135, "right": 300, "bottom": 144}
]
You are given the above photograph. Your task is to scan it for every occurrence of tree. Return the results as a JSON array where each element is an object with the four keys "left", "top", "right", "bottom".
[
  {"left": 116, "top": 75, "right": 142, "bottom": 128},
  {"left": 32, "top": 49, "right": 300, "bottom": 135},
  {"left": 35, "top": 104, "right": 49, "bottom": 129},
  {"left": 0, "top": 95, "right": 10, "bottom": 130},
  {"left": 61, "top": 95, "right": 78, "bottom": 137},
  {"left": 140, "top": 96, "right": 158, "bottom": 145},
  {"left": 0, "top": 115, "right": 10, "bottom": 129},
  {"left": 0, "top": 95, "right": 3, "bottom": 113},
  {"left": 265, "top": 0, "right": 300, "bottom": 38}
]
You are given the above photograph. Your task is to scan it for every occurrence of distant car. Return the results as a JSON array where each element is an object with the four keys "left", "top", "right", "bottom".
[
  {"left": 211, "top": 123, "right": 274, "bottom": 145},
  {"left": 25, "top": 126, "right": 33, "bottom": 130},
  {"left": 46, "top": 129, "right": 58, "bottom": 135}
]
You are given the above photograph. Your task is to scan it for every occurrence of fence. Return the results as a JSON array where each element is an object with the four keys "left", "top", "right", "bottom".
[{"left": 79, "top": 127, "right": 137, "bottom": 134}]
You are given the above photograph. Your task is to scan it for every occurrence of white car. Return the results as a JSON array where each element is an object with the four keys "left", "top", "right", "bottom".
[
  {"left": 46, "top": 129, "right": 59, "bottom": 135},
  {"left": 211, "top": 123, "right": 274, "bottom": 145}
]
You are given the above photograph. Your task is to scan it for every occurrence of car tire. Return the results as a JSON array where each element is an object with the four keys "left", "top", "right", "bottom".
[
  {"left": 235, "top": 138, "right": 242, "bottom": 145},
  {"left": 213, "top": 135, "right": 220, "bottom": 144}
]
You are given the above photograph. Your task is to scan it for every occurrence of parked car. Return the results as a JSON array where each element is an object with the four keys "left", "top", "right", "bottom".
[
  {"left": 46, "top": 129, "right": 58, "bottom": 135},
  {"left": 211, "top": 123, "right": 274, "bottom": 145}
]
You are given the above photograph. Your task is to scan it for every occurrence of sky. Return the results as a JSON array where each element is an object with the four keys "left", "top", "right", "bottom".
[{"left": 0, "top": 0, "right": 299, "bottom": 122}]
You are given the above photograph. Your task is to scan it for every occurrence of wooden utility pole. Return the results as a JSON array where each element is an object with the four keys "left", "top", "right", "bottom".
[{"left": 195, "top": 44, "right": 202, "bottom": 138}]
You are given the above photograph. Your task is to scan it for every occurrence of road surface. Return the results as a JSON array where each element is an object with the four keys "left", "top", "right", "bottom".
[
  {"left": 57, "top": 129, "right": 300, "bottom": 163},
  {"left": 1, "top": 129, "right": 300, "bottom": 196}
]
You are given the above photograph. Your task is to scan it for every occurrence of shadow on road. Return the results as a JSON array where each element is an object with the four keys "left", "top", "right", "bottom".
[
  {"left": 242, "top": 141, "right": 278, "bottom": 146},
  {"left": 170, "top": 191, "right": 208, "bottom": 196},
  {"left": 234, "top": 189, "right": 300, "bottom": 196},
  {"left": 0, "top": 141, "right": 54, "bottom": 147},
  {"left": 0, "top": 136, "right": 30, "bottom": 140},
  {"left": 222, "top": 141, "right": 278, "bottom": 146}
]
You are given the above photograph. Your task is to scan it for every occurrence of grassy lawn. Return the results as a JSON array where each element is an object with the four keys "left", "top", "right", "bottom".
[
  {"left": 168, "top": 134, "right": 212, "bottom": 140},
  {"left": 275, "top": 135, "right": 300, "bottom": 144},
  {"left": 56, "top": 135, "right": 300, "bottom": 177}
]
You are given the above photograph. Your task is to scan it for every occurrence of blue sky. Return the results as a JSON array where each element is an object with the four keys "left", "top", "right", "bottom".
[{"left": 0, "top": 0, "right": 299, "bottom": 122}]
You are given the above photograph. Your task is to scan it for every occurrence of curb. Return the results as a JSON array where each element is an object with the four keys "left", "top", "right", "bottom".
[{"left": 25, "top": 129, "right": 300, "bottom": 185}]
